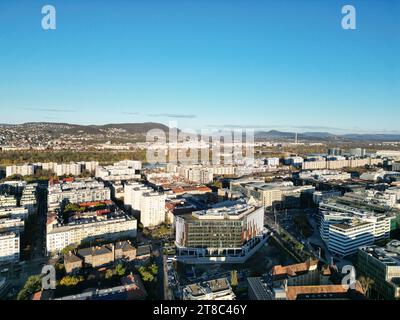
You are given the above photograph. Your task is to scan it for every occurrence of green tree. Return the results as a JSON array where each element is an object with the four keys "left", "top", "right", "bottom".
[
  {"left": 105, "top": 269, "right": 114, "bottom": 279},
  {"left": 231, "top": 270, "right": 238, "bottom": 288},
  {"left": 148, "top": 263, "right": 158, "bottom": 276},
  {"left": 295, "top": 243, "right": 304, "bottom": 252},
  {"left": 358, "top": 276, "right": 375, "bottom": 298},
  {"left": 115, "top": 264, "right": 126, "bottom": 277},
  {"left": 59, "top": 275, "right": 83, "bottom": 287},
  {"left": 17, "top": 275, "right": 42, "bottom": 300},
  {"left": 60, "top": 243, "right": 78, "bottom": 255},
  {"left": 138, "top": 266, "right": 155, "bottom": 282}
]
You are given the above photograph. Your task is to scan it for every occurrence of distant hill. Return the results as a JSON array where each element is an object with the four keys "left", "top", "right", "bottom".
[
  {"left": 254, "top": 130, "right": 400, "bottom": 142},
  {"left": 13, "top": 122, "right": 171, "bottom": 135}
]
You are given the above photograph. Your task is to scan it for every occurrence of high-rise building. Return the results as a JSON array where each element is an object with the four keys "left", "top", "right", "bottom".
[
  {"left": 140, "top": 192, "right": 166, "bottom": 228},
  {"left": 175, "top": 203, "right": 267, "bottom": 263}
]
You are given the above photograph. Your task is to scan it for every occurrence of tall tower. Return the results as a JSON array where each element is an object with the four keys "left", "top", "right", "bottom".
[{"left": 295, "top": 132, "right": 298, "bottom": 144}]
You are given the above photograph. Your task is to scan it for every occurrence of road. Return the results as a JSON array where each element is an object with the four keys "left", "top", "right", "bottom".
[{"left": 2, "top": 183, "right": 49, "bottom": 299}]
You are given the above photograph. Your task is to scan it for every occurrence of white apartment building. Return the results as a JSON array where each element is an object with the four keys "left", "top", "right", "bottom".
[
  {"left": 0, "top": 217, "right": 24, "bottom": 233},
  {"left": 0, "top": 207, "right": 29, "bottom": 220},
  {"left": 20, "top": 183, "right": 37, "bottom": 215},
  {"left": 55, "top": 163, "right": 82, "bottom": 176},
  {"left": 95, "top": 160, "right": 141, "bottom": 181},
  {"left": 47, "top": 179, "right": 111, "bottom": 211},
  {"left": 299, "top": 170, "right": 351, "bottom": 181},
  {"left": 210, "top": 166, "right": 235, "bottom": 176},
  {"left": 6, "top": 164, "right": 35, "bottom": 177},
  {"left": 46, "top": 215, "right": 137, "bottom": 252},
  {"left": 0, "top": 232, "right": 20, "bottom": 263},
  {"left": 264, "top": 157, "right": 280, "bottom": 167},
  {"left": 140, "top": 192, "right": 166, "bottom": 228},
  {"left": 124, "top": 182, "right": 152, "bottom": 211},
  {"left": 185, "top": 167, "right": 213, "bottom": 184},
  {"left": 0, "top": 195, "right": 17, "bottom": 207}
]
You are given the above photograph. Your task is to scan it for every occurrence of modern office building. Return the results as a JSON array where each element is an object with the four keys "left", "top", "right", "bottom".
[
  {"left": 175, "top": 203, "right": 267, "bottom": 263},
  {"left": 319, "top": 193, "right": 395, "bottom": 257}
]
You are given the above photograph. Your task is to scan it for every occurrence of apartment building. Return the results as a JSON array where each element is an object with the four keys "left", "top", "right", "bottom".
[
  {"left": 302, "top": 157, "right": 383, "bottom": 171},
  {"left": 124, "top": 182, "right": 152, "bottom": 211},
  {"left": 6, "top": 164, "right": 35, "bottom": 177},
  {"left": 299, "top": 170, "right": 351, "bottom": 182},
  {"left": 0, "top": 232, "right": 20, "bottom": 264},
  {"left": 46, "top": 212, "right": 137, "bottom": 253},
  {"left": 248, "top": 259, "right": 363, "bottom": 300},
  {"left": 0, "top": 195, "right": 17, "bottom": 208},
  {"left": 264, "top": 157, "right": 280, "bottom": 167},
  {"left": 20, "top": 183, "right": 37, "bottom": 215},
  {"left": 95, "top": 160, "right": 141, "bottom": 181},
  {"left": 140, "top": 192, "right": 166, "bottom": 228},
  {"left": 55, "top": 163, "right": 82, "bottom": 176},
  {"left": 47, "top": 179, "right": 111, "bottom": 211},
  {"left": 230, "top": 180, "right": 314, "bottom": 208}
]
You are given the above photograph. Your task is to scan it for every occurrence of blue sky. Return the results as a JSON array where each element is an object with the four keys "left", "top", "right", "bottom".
[{"left": 0, "top": 0, "right": 399, "bottom": 133}]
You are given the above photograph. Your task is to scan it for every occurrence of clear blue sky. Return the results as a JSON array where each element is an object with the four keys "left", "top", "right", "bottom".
[{"left": 0, "top": 0, "right": 399, "bottom": 133}]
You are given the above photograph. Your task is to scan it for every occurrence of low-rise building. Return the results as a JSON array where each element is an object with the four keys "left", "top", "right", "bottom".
[
  {"left": 182, "top": 278, "right": 235, "bottom": 300},
  {"left": 357, "top": 241, "right": 400, "bottom": 300}
]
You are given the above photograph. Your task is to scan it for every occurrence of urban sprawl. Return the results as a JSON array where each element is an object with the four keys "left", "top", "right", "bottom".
[{"left": 1, "top": 133, "right": 400, "bottom": 301}]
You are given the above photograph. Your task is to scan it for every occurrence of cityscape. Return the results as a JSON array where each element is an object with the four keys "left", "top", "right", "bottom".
[{"left": 0, "top": 0, "right": 399, "bottom": 314}]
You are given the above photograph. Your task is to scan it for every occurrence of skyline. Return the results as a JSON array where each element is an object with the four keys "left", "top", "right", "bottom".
[{"left": 0, "top": 0, "right": 399, "bottom": 133}]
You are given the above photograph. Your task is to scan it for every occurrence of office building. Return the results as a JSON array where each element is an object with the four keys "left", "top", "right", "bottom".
[
  {"left": 357, "top": 241, "right": 400, "bottom": 299},
  {"left": 175, "top": 203, "right": 267, "bottom": 263}
]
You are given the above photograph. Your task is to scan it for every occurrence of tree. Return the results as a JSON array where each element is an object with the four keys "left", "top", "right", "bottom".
[
  {"left": 59, "top": 275, "right": 83, "bottom": 287},
  {"left": 105, "top": 269, "right": 114, "bottom": 279},
  {"left": 115, "top": 264, "right": 126, "bottom": 277},
  {"left": 60, "top": 243, "right": 78, "bottom": 255},
  {"left": 17, "top": 275, "right": 42, "bottom": 300},
  {"left": 230, "top": 270, "right": 238, "bottom": 288},
  {"left": 138, "top": 266, "right": 155, "bottom": 282},
  {"left": 295, "top": 243, "right": 304, "bottom": 252},
  {"left": 358, "top": 276, "right": 375, "bottom": 298},
  {"left": 148, "top": 263, "right": 158, "bottom": 276}
]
